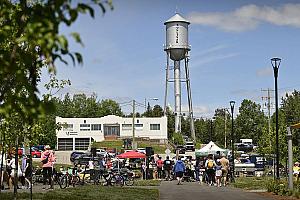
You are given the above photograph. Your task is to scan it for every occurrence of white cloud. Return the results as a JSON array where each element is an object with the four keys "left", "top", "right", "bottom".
[
  {"left": 192, "top": 53, "right": 239, "bottom": 67},
  {"left": 188, "top": 4, "right": 300, "bottom": 32},
  {"left": 256, "top": 67, "right": 273, "bottom": 77},
  {"left": 182, "top": 104, "right": 214, "bottom": 118}
]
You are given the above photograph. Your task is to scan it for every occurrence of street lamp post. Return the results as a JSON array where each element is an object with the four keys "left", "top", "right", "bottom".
[
  {"left": 230, "top": 100, "right": 235, "bottom": 182},
  {"left": 144, "top": 98, "right": 159, "bottom": 112},
  {"left": 271, "top": 57, "right": 281, "bottom": 180}
]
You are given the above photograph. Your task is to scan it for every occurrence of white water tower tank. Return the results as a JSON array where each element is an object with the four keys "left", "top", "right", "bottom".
[{"left": 164, "top": 13, "right": 190, "bottom": 61}]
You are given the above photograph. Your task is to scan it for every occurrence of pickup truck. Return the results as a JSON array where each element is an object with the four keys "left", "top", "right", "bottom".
[{"left": 234, "top": 158, "right": 255, "bottom": 176}]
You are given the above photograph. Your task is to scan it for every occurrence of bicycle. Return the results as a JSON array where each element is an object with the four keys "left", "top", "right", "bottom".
[
  {"left": 102, "top": 169, "right": 124, "bottom": 187},
  {"left": 59, "top": 167, "right": 81, "bottom": 188},
  {"left": 120, "top": 169, "right": 134, "bottom": 186}
]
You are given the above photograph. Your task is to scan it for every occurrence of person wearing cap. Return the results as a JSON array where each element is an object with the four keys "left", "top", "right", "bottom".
[{"left": 41, "top": 145, "right": 55, "bottom": 189}]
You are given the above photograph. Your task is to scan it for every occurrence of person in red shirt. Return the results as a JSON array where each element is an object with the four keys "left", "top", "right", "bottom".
[{"left": 156, "top": 156, "right": 164, "bottom": 179}]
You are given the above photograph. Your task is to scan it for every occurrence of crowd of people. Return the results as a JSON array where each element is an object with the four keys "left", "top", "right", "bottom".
[
  {"left": 144, "top": 153, "right": 231, "bottom": 187},
  {"left": 2, "top": 145, "right": 300, "bottom": 191}
]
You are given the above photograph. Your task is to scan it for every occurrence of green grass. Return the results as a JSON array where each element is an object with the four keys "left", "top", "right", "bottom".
[
  {"left": 137, "top": 142, "right": 166, "bottom": 154},
  {"left": 0, "top": 185, "right": 159, "bottom": 200},
  {"left": 92, "top": 140, "right": 123, "bottom": 149},
  {"left": 233, "top": 177, "right": 272, "bottom": 190}
]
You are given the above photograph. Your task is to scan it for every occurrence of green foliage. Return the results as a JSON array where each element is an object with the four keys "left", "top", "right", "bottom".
[
  {"left": 0, "top": 0, "right": 112, "bottom": 148},
  {"left": 92, "top": 140, "right": 123, "bottom": 149},
  {"left": 233, "top": 177, "right": 271, "bottom": 190},
  {"left": 213, "top": 108, "right": 231, "bottom": 148},
  {"left": 265, "top": 179, "right": 300, "bottom": 198},
  {"left": 235, "top": 99, "right": 266, "bottom": 144},
  {"left": 171, "top": 132, "right": 184, "bottom": 145},
  {"left": 281, "top": 90, "right": 300, "bottom": 162}
]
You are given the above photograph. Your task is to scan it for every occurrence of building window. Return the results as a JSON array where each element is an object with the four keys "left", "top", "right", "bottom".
[
  {"left": 135, "top": 124, "right": 143, "bottom": 131},
  {"left": 122, "top": 124, "right": 132, "bottom": 130},
  {"left": 75, "top": 138, "right": 90, "bottom": 150},
  {"left": 103, "top": 125, "right": 120, "bottom": 136},
  {"left": 80, "top": 124, "right": 90, "bottom": 131},
  {"left": 57, "top": 138, "right": 73, "bottom": 151},
  {"left": 63, "top": 124, "right": 73, "bottom": 131},
  {"left": 150, "top": 124, "right": 160, "bottom": 130},
  {"left": 91, "top": 124, "right": 101, "bottom": 131}
]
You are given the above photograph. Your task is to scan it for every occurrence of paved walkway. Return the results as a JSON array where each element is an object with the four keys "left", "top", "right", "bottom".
[{"left": 159, "top": 181, "right": 274, "bottom": 200}]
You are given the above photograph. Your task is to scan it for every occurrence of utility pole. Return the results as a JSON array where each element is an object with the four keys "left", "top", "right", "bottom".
[
  {"left": 262, "top": 88, "right": 275, "bottom": 178},
  {"left": 261, "top": 88, "right": 274, "bottom": 138},
  {"left": 132, "top": 100, "right": 136, "bottom": 149}
]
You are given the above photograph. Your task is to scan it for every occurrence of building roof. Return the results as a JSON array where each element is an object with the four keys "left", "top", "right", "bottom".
[{"left": 164, "top": 13, "right": 190, "bottom": 25}]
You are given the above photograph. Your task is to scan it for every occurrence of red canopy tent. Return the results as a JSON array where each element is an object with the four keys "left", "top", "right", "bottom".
[{"left": 117, "top": 151, "right": 146, "bottom": 159}]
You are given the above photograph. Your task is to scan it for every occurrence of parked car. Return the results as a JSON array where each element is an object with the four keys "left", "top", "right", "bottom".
[
  {"left": 31, "top": 149, "right": 42, "bottom": 158},
  {"left": 236, "top": 143, "right": 253, "bottom": 152},
  {"left": 174, "top": 145, "right": 186, "bottom": 154},
  {"left": 137, "top": 148, "right": 146, "bottom": 154},
  {"left": 70, "top": 151, "right": 86, "bottom": 163},
  {"left": 18, "top": 147, "right": 41, "bottom": 158},
  {"left": 184, "top": 141, "right": 195, "bottom": 151},
  {"left": 33, "top": 145, "right": 45, "bottom": 151},
  {"left": 96, "top": 149, "right": 108, "bottom": 157}
]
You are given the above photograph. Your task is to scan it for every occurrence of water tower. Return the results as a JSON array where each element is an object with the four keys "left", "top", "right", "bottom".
[{"left": 163, "top": 13, "right": 195, "bottom": 141}]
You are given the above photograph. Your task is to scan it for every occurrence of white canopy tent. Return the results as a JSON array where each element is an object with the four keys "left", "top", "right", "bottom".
[{"left": 195, "top": 141, "right": 228, "bottom": 157}]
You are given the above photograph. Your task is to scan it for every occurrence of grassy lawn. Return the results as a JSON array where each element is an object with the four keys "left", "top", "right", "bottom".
[
  {"left": 92, "top": 140, "right": 123, "bottom": 150},
  {"left": 233, "top": 176, "right": 272, "bottom": 190},
  {"left": 0, "top": 185, "right": 159, "bottom": 200}
]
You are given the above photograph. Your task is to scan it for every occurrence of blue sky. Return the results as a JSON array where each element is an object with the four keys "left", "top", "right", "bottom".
[{"left": 40, "top": 0, "right": 300, "bottom": 117}]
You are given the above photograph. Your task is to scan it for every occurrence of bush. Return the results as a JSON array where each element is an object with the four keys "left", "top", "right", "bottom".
[{"left": 266, "top": 179, "right": 300, "bottom": 198}]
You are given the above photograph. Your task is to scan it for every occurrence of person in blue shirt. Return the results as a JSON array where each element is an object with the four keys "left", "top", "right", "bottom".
[{"left": 173, "top": 156, "right": 186, "bottom": 185}]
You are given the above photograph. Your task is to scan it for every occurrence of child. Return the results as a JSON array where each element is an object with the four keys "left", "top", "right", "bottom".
[{"left": 215, "top": 159, "right": 222, "bottom": 187}]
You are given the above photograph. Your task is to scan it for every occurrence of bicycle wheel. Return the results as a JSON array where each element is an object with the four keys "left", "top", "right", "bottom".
[
  {"left": 72, "top": 175, "right": 81, "bottom": 187},
  {"left": 111, "top": 175, "right": 124, "bottom": 187},
  {"left": 124, "top": 176, "right": 134, "bottom": 186},
  {"left": 31, "top": 174, "right": 37, "bottom": 184},
  {"left": 59, "top": 174, "right": 68, "bottom": 189}
]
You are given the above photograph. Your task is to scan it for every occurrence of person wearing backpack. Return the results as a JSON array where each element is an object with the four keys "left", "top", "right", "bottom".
[
  {"left": 41, "top": 145, "right": 55, "bottom": 190},
  {"left": 163, "top": 156, "right": 172, "bottom": 181},
  {"left": 205, "top": 154, "right": 216, "bottom": 186}
]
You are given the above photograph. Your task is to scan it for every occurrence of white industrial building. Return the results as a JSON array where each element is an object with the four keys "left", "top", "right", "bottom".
[{"left": 56, "top": 115, "right": 168, "bottom": 151}]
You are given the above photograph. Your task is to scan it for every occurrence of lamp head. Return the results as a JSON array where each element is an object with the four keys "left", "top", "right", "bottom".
[
  {"left": 271, "top": 57, "right": 281, "bottom": 69},
  {"left": 230, "top": 101, "right": 235, "bottom": 108}
]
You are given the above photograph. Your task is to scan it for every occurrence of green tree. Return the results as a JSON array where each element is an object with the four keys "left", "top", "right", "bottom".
[
  {"left": 213, "top": 108, "right": 231, "bottom": 148},
  {"left": 280, "top": 90, "right": 300, "bottom": 161},
  {"left": 0, "top": 0, "right": 113, "bottom": 120},
  {"left": 194, "top": 118, "right": 210, "bottom": 144},
  {"left": 152, "top": 105, "right": 164, "bottom": 117},
  {"left": 235, "top": 99, "right": 266, "bottom": 144},
  {"left": 98, "top": 99, "right": 123, "bottom": 117}
]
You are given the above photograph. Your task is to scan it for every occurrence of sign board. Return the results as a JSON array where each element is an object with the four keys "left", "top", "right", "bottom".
[{"left": 165, "top": 148, "right": 171, "bottom": 156}]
